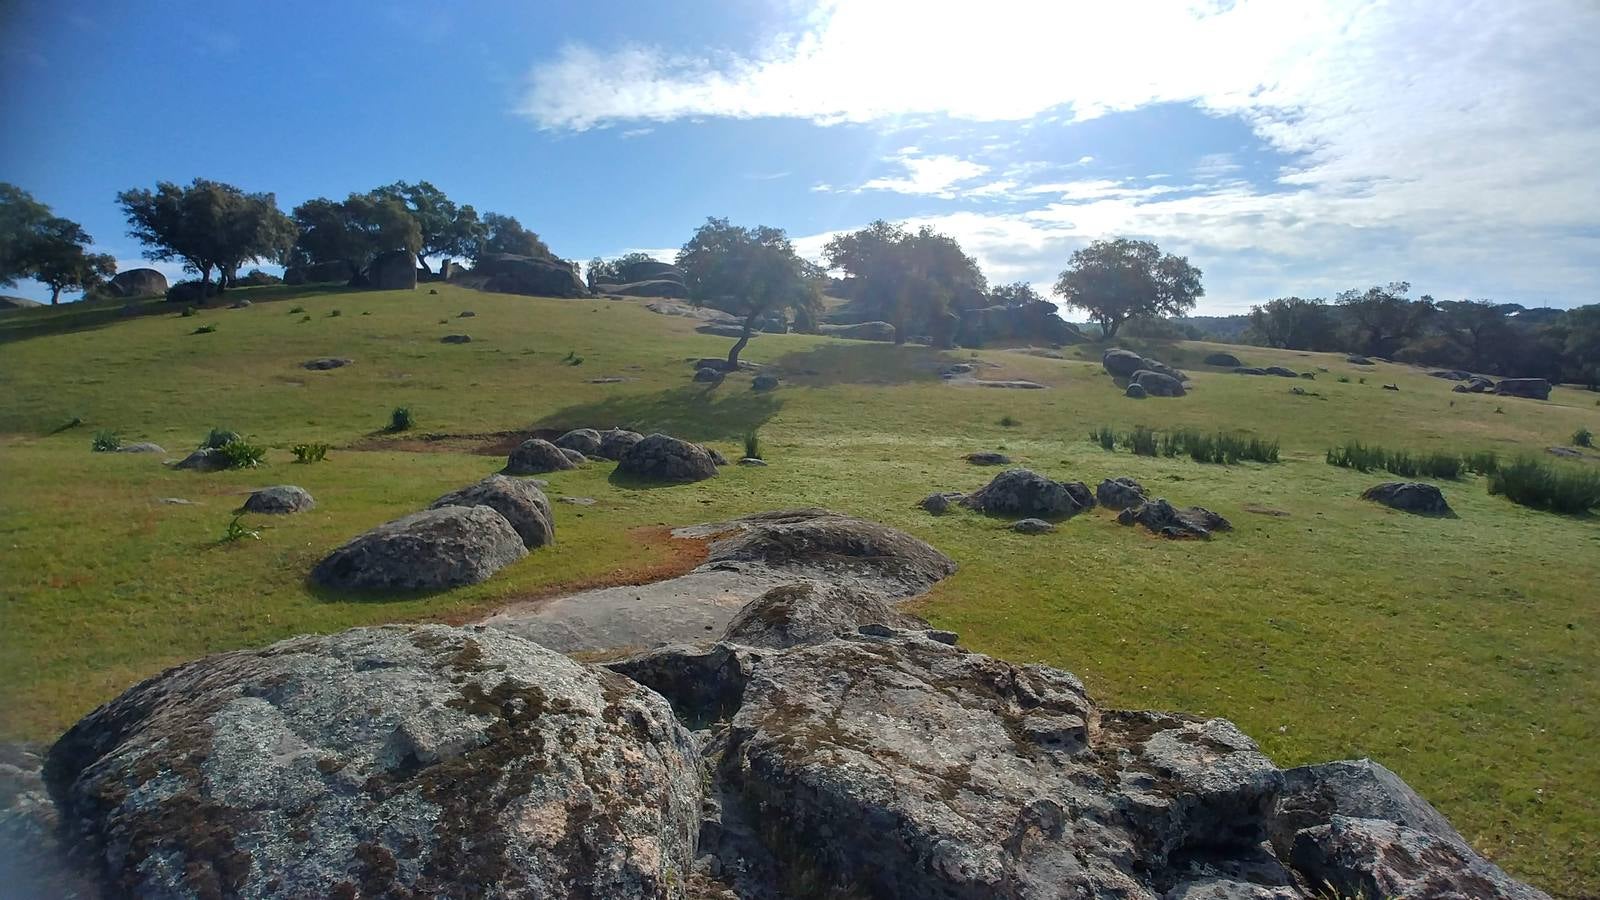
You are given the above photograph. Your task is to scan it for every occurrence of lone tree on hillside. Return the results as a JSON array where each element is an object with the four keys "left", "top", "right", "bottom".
[
  {"left": 474, "top": 212, "right": 549, "bottom": 261},
  {"left": 372, "top": 181, "right": 484, "bottom": 273},
  {"left": 117, "top": 179, "right": 293, "bottom": 290},
  {"left": 1052, "top": 238, "right": 1203, "bottom": 340},
  {"left": 0, "top": 183, "right": 116, "bottom": 303},
  {"left": 823, "top": 220, "right": 987, "bottom": 344},
  {"left": 677, "top": 217, "right": 819, "bottom": 370},
  {"left": 290, "top": 193, "right": 421, "bottom": 276}
]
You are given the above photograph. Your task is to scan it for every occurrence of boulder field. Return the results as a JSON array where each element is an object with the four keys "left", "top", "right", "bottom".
[{"left": 13, "top": 508, "right": 1548, "bottom": 899}]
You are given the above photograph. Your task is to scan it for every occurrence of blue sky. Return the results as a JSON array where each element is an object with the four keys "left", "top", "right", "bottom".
[{"left": 3, "top": 0, "right": 1597, "bottom": 312}]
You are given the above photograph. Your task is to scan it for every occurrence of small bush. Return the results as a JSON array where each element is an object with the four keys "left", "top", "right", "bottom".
[
  {"left": 1337, "top": 375, "right": 1350, "bottom": 383},
  {"left": 91, "top": 430, "right": 121, "bottom": 452},
  {"left": 1124, "top": 426, "right": 1158, "bottom": 457},
  {"left": 221, "top": 516, "right": 261, "bottom": 543},
  {"left": 328, "top": 309, "right": 342, "bottom": 318},
  {"left": 217, "top": 440, "right": 267, "bottom": 469},
  {"left": 1489, "top": 457, "right": 1600, "bottom": 514},
  {"left": 1089, "top": 426, "right": 1116, "bottom": 451},
  {"left": 998, "top": 415, "right": 1019, "bottom": 427},
  {"left": 203, "top": 428, "right": 241, "bottom": 449},
  {"left": 567, "top": 355, "right": 585, "bottom": 366},
  {"left": 291, "top": 442, "right": 329, "bottom": 463},
  {"left": 743, "top": 430, "right": 762, "bottom": 460},
  {"left": 300, "top": 315, "right": 312, "bottom": 323},
  {"left": 387, "top": 406, "right": 414, "bottom": 432},
  {"left": 1575, "top": 427, "right": 1594, "bottom": 448},
  {"left": 192, "top": 323, "right": 217, "bottom": 334},
  {"left": 288, "top": 305, "right": 306, "bottom": 314},
  {"left": 180, "top": 306, "right": 197, "bottom": 318},
  {"left": 1463, "top": 450, "right": 1499, "bottom": 475},
  {"left": 1358, "top": 377, "right": 1366, "bottom": 384}
]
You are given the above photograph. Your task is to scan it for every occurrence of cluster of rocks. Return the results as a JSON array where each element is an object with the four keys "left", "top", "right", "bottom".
[
  {"left": 1430, "top": 370, "right": 1552, "bottom": 400},
  {"left": 311, "top": 473, "right": 554, "bottom": 591},
  {"left": 21, "top": 508, "right": 1547, "bottom": 898},
  {"left": 923, "top": 470, "right": 1232, "bottom": 540},
  {"left": 591, "top": 259, "right": 689, "bottom": 299},
  {"left": 451, "top": 252, "right": 589, "bottom": 298},
  {"left": 503, "top": 428, "right": 728, "bottom": 484},
  {"left": 818, "top": 320, "right": 896, "bottom": 342},
  {"left": 1103, "top": 348, "right": 1188, "bottom": 398},
  {"left": 1235, "top": 365, "right": 1303, "bottom": 378}
]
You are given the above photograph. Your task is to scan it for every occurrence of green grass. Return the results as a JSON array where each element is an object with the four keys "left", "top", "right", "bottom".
[
  {"left": 1, "top": 284, "right": 1598, "bottom": 894},
  {"left": 1326, "top": 440, "right": 1463, "bottom": 479}
]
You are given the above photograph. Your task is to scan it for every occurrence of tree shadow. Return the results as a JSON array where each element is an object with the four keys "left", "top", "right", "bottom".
[
  {"left": 533, "top": 383, "right": 784, "bottom": 442},
  {"left": 765, "top": 342, "right": 954, "bottom": 387}
]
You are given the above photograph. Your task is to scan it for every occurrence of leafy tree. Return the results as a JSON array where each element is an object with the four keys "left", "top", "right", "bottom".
[
  {"left": 990, "top": 282, "right": 1044, "bottom": 307},
  {"left": 1336, "top": 282, "right": 1434, "bottom": 357},
  {"left": 372, "top": 181, "right": 484, "bottom": 272},
  {"left": 1245, "top": 297, "right": 1341, "bottom": 350},
  {"left": 290, "top": 193, "right": 421, "bottom": 274},
  {"left": 0, "top": 183, "right": 53, "bottom": 287},
  {"left": 28, "top": 218, "right": 116, "bottom": 304},
  {"left": 585, "top": 251, "right": 660, "bottom": 289},
  {"left": 823, "top": 220, "right": 986, "bottom": 343},
  {"left": 1435, "top": 299, "right": 1520, "bottom": 370},
  {"left": 1052, "top": 238, "right": 1203, "bottom": 340},
  {"left": 676, "top": 217, "right": 819, "bottom": 369},
  {"left": 475, "top": 212, "right": 549, "bottom": 261},
  {"left": 117, "top": 179, "right": 292, "bottom": 289},
  {"left": 1559, "top": 304, "right": 1600, "bottom": 386}
]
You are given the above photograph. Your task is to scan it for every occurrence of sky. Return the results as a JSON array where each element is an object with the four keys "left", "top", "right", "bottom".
[{"left": 2, "top": 0, "right": 1597, "bottom": 313}]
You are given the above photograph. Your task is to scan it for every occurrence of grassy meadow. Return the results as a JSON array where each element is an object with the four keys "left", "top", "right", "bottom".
[{"left": 3, "top": 283, "right": 1598, "bottom": 895}]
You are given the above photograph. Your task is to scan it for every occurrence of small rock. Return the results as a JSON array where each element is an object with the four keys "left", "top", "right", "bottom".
[
  {"left": 965, "top": 451, "right": 1011, "bottom": 465},
  {"left": 559, "top": 496, "right": 596, "bottom": 506},
  {"left": 158, "top": 497, "right": 195, "bottom": 505},
  {"left": 1125, "top": 382, "right": 1148, "bottom": 399},
  {"left": 751, "top": 373, "right": 779, "bottom": 392},
  {"left": 241, "top": 485, "right": 315, "bottom": 514},
  {"left": 440, "top": 334, "right": 472, "bottom": 344},
  {"left": 228, "top": 299, "right": 251, "bottom": 309},
  {"left": 1118, "top": 498, "right": 1231, "bottom": 539},
  {"left": 504, "top": 438, "right": 578, "bottom": 475},
  {"left": 302, "top": 357, "right": 352, "bottom": 370},
  {"left": 1360, "top": 482, "right": 1452, "bottom": 516},
  {"left": 1096, "top": 476, "right": 1148, "bottom": 510},
  {"left": 919, "top": 492, "right": 962, "bottom": 514},
  {"left": 458, "top": 310, "right": 476, "bottom": 317},
  {"left": 1011, "top": 518, "right": 1056, "bottom": 534},
  {"left": 693, "top": 366, "right": 725, "bottom": 384},
  {"left": 738, "top": 457, "right": 768, "bottom": 466},
  {"left": 960, "top": 469, "right": 1093, "bottom": 519},
  {"left": 116, "top": 442, "right": 165, "bottom": 454},
  {"left": 172, "top": 447, "right": 228, "bottom": 471}
]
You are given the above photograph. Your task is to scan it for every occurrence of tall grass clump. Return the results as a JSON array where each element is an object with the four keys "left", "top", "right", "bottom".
[
  {"left": 743, "top": 430, "right": 763, "bottom": 460},
  {"left": 1089, "top": 426, "right": 1116, "bottom": 451},
  {"left": 1463, "top": 450, "right": 1500, "bottom": 476},
  {"left": 1123, "top": 426, "right": 1158, "bottom": 457},
  {"left": 1167, "top": 430, "right": 1279, "bottom": 464},
  {"left": 1488, "top": 457, "right": 1600, "bottom": 513},
  {"left": 90, "top": 430, "right": 121, "bottom": 452},
  {"left": 387, "top": 406, "right": 414, "bottom": 432},
  {"left": 1326, "top": 441, "right": 1460, "bottom": 479}
]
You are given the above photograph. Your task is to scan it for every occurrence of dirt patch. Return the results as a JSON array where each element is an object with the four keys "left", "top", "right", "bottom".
[{"left": 1242, "top": 505, "right": 1291, "bottom": 517}]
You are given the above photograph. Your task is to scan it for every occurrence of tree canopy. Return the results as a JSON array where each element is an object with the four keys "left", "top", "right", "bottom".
[
  {"left": 823, "top": 220, "right": 987, "bottom": 344},
  {"left": 1336, "top": 282, "right": 1435, "bottom": 358},
  {"left": 1245, "top": 297, "right": 1341, "bottom": 350},
  {"left": 372, "top": 181, "right": 484, "bottom": 272},
  {"left": 290, "top": 193, "right": 421, "bottom": 274},
  {"left": 1, "top": 183, "right": 116, "bottom": 303},
  {"left": 1052, "top": 238, "right": 1203, "bottom": 340},
  {"left": 476, "top": 212, "right": 549, "bottom": 261},
  {"left": 117, "top": 179, "right": 292, "bottom": 288},
  {"left": 676, "top": 217, "right": 819, "bottom": 368}
]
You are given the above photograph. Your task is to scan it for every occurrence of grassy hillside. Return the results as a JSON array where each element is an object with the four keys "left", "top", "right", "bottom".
[{"left": 2, "top": 284, "right": 1598, "bottom": 895}]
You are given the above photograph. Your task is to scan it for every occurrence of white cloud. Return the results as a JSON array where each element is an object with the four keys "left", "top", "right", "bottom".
[
  {"left": 619, "top": 127, "right": 654, "bottom": 139},
  {"left": 859, "top": 150, "right": 988, "bottom": 197}
]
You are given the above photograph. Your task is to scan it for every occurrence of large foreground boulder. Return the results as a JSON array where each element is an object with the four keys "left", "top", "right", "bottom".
[
  {"left": 1494, "top": 378, "right": 1552, "bottom": 400},
  {"left": 704, "top": 509, "right": 956, "bottom": 595},
  {"left": 819, "top": 321, "right": 896, "bottom": 342},
  {"left": 460, "top": 253, "right": 588, "bottom": 298},
  {"left": 960, "top": 468, "right": 1094, "bottom": 519},
  {"left": 1361, "top": 481, "right": 1453, "bottom": 516},
  {"left": 44, "top": 625, "right": 700, "bottom": 898},
  {"left": 616, "top": 433, "right": 719, "bottom": 482},
  {"left": 310, "top": 506, "right": 526, "bottom": 590},
  {"left": 504, "top": 438, "right": 578, "bottom": 475},
  {"left": 1118, "top": 498, "right": 1232, "bottom": 538},
  {"left": 107, "top": 268, "right": 168, "bottom": 298},
  {"left": 1102, "top": 347, "right": 1146, "bottom": 377},
  {"left": 430, "top": 474, "right": 554, "bottom": 549},
  {"left": 368, "top": 249, "right": 418, "bottom": 290}
]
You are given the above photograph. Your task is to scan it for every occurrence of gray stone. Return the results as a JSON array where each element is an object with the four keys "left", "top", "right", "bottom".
[
  {"left": 702, "top": 446, "right": 729, "bottom": 466},
  {"left": 559, "top": 447, "right": 587, "bottom": 466},
  {"left": 554, "top": 428, "right": 602, "bottom": 456},
  {"left": 1012, "top": 517, "right": 1056, "bottom": 534},
  {"left": 228, "top": 299, "right": 251, "bottom": 309},
  {"left": 1234, "top": 367, "right": 1270, "bottom": 376},
  {"left": 504, "top": 438, "right": 577, "bottom": 475},
  {"left": 1494, "top": 378, "right": 1552, "bottom": 400},
  {"left": 1346, "top": 355, "right": 1374, "bottom": 365},
  {"left": 751, "top": 373, "right": 779, "bottom": 392},
  {"left": 965, "top": 451, "right": 1011, "bottom": 465},
  {"left": 1125, "top": 382, "right": 1149, "bottom": 399},
  {"left": 960, "top": 468, "right": 1093, "bottom": 519},
  {"left": 617, "top": 433, "right": 719, "bottom": 482},
  {"left": 108, "top": 268, "right": 168, "bottom": 298},
  {"left": 173, "top": 447, "right": 228, "bottom": 471},
  {"left": 558, "top": 496, "right": 596, "bottom": 505},
  {"left": 368, "top": 249, "right": 418, "bottom": 290},
  {"left": 1118, "top": 498, "right": 1232, "bottom": 538},
  {"left": 704, "top": 509, "right": 956, "bottom": 596},
  {"left": 242, "top": 485, "right": 315, "bottom": 515},
  {"left": 1361, "top": 481, "right": 1452, "bottom": 516},
  {"left": 311, "top": 506, "right": 526, "bottom": 590},
  {"left": 457, "top": 310, "right": 476, "bottom": 317},
  {"left": 1096, "top": 476, "right": 1148, "bottom": 510},
  {"left": 458, "top": 253, "right": 589, "bottom": 298},
  {"left": 919, "top": 491, "right": 963, "bottom": 514},
  {"left": 596, "top": 428, "right": 644, "bottom": 460},
  {"left": 1263, "top": 366, "right": 1299, "bottom": 378},
  {"left": 721, "top": 582, "right": 925, "bottom": 650},
  {"left": 693, "top": 366, "right": 725, "bottom": 383},
  {"left": 302, "top": 357, "right": 353, "bottom": 370},
  {"left": 1103, "top": 347, "right": 1147, "bottom": 377},
  {"left": 1271, "top": 758, "right": 1466, "bottom": 848},
  {"left": 1205, "top": 351, "right": 1244, "bottom": 367},
  {"left": 818, "top": 321, "right": 896, "bottom": 342},
  {"left": 44, "top": 625, "right": 701, "bottom": 899},
  {"left": 440, "top": 334, "right": 472, "bottom": 344},
  {"left": 1290, "top": 817, "right": 1547, "bottom": 900},
  {"left": 430, "top": 474, "right": 554, "bottom": 549},
  {"left": 1132, "top": 369, "right": 1186, "bottom": 397},
  {"left": 737, "top": 457, "right": 767, "bottom": 466},
  {"left": 116, "top": 442, "right": 165, "bottom": 454}
]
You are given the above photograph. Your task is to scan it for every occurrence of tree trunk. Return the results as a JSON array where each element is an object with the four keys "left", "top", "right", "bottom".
[
  {"left": 200, "top": 264, "right": 213, "bottom": 286},
  {"left": 727, "top": 314, "right": 758, "bottom": 369},
  {"left": 417, "top": 254, "right": 433, "bottom": 276},
  {"left": 1102, "top": 316, "right": 1121, "bottom": 340},
  {"left": 50, "top": 285, "right": 61, "bottom": 305}
]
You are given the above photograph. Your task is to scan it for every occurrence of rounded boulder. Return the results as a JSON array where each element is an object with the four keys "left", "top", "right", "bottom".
[
  {"left": 430, "top": 474, "right": 554, "bottom": 549},
  {"left": 504, "top": 438, "right": 577, "bottom": 475},
  {"left": 310, "top": 505, "right": 527, "bottom": 590},
  {"left": 242, "top": 485, "right": 315, "bottom": 514},
  {"left": 554, "top": 428, "right": 602, "bottom": 457},
  {"left": 617, "top": 433, "right": 720, "bottom": 483}
]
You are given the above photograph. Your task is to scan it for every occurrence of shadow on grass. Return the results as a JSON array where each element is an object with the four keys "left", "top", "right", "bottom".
[
  {"left": 766, "top": 342, "right": 952, "bottom": 387},
  {"left": 0, "top": 283, "right": 364, "bottom": 344},
  {"left": 534, "top": 384, "right": 783, "bottom": 442}
]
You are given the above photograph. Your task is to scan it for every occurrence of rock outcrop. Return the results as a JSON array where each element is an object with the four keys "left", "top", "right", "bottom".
[
  {"left": 819, "top": 321, "right": 896, "bottom": 342},
  {"left": 960, "top": 468, "right": 1094, "bottom": 519},
  {"left": 310, "top": 506, "right": 527, "bottom": 590},
  {"left": 1131, "top": 369, "right": 1185, "bottom": 397},
  {"left": 458, "top": 253, "right": 589, "bottom": 298},
  {"left": 553, "top": 428, "right": 602, "bottom": 457},
  {"left": 504, "top": 438, "right": 578, "bottom": 475},
  {"left": 173, "top": 447, "right": 228, "bottom": 471},
  {"left": 1494, "top": 378, "right": 1552, "bottom": 400},
  {"left": 1102, "top": 347, "right": 1147, "bottom": 377},
  {"left": 1096, "top": 476, "right": 1148, "bottom": 510},
  {"left": 1361, "top": 482, "right": 1453, "bottom": 517},
  {"left": 1118, "top": 498, "right": 1232, "bottom": 539},
  {"left": 107, "top": 268, "right": 168, "bottom": 298},
  {"left": 430, "top": 474, "right": 554, "bottom": 549},
  {"left": 368, "top": 249, "right": 418, "bottom": 290},
  {"left": 1204, "top": 351, "right": 1243, "bottom": 367},
  {"left": 720, "top": 582, "right": 924, "bottom": 649},
  {"left": 616, "top": 433, "right": 720, "bottom": 483},
  {"left": 43, "top": 625, "right": 700, "bottom": 898}
]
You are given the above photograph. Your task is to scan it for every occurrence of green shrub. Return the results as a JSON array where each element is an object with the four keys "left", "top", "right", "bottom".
[
  {"left": 1089, "top": 426, "right": 1116, "bottom": 451},
  {"left": 191, "top": 323, "right": 217, "bottom": 334},
  {"left": 387, "top": 406, "right": 414, "bottom": 432},
  {"left": 328, "top": 309, "right": 342, "bottom": 318},
  {"left": 1166, "top": 430, "right": 1279, "bottom": 464},
  {"left": 220, "top": 516, "right": 261, "bottom": 543},
  {"left": 300, "top": 315, "right": 311, "bottom": 323},
  {"left": 180, "top": 306, "right": 197, "bottom": 318},
  {"left": 743, "top": 430, "right": 762, "bottom": 460},
  {"left": 1123, "top": 426, "right": 1158, "bottom": 457},
  {"left": 1327, "top": 441, "right": 1461, "bottom": 479},
  {"left": 291, "top": 442, "right": 329, "bottom": 463},
  {"left": 1489, "top": 457, "right": 1600, "bottom": 513},
  {"left": 567, "top": 355, "right": 585, "bottom": 366},
  {"left": 288, "top": 305, "right": 305, "bottom": 314},
  {"left": 1463, "top": 450, "right": 1500, "bottom": 475},
  {"left": 216, "top": 440, "right": 266, "bottom": 469},
  {"left": 1575, "top": 427, "right": 1594, "bottom": 448},
  {"left": 91, "top": 430, "right": 121, "bottom": 452},
  {"left": 203, "top": 428, "right": 241, "bottom": 449}
]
